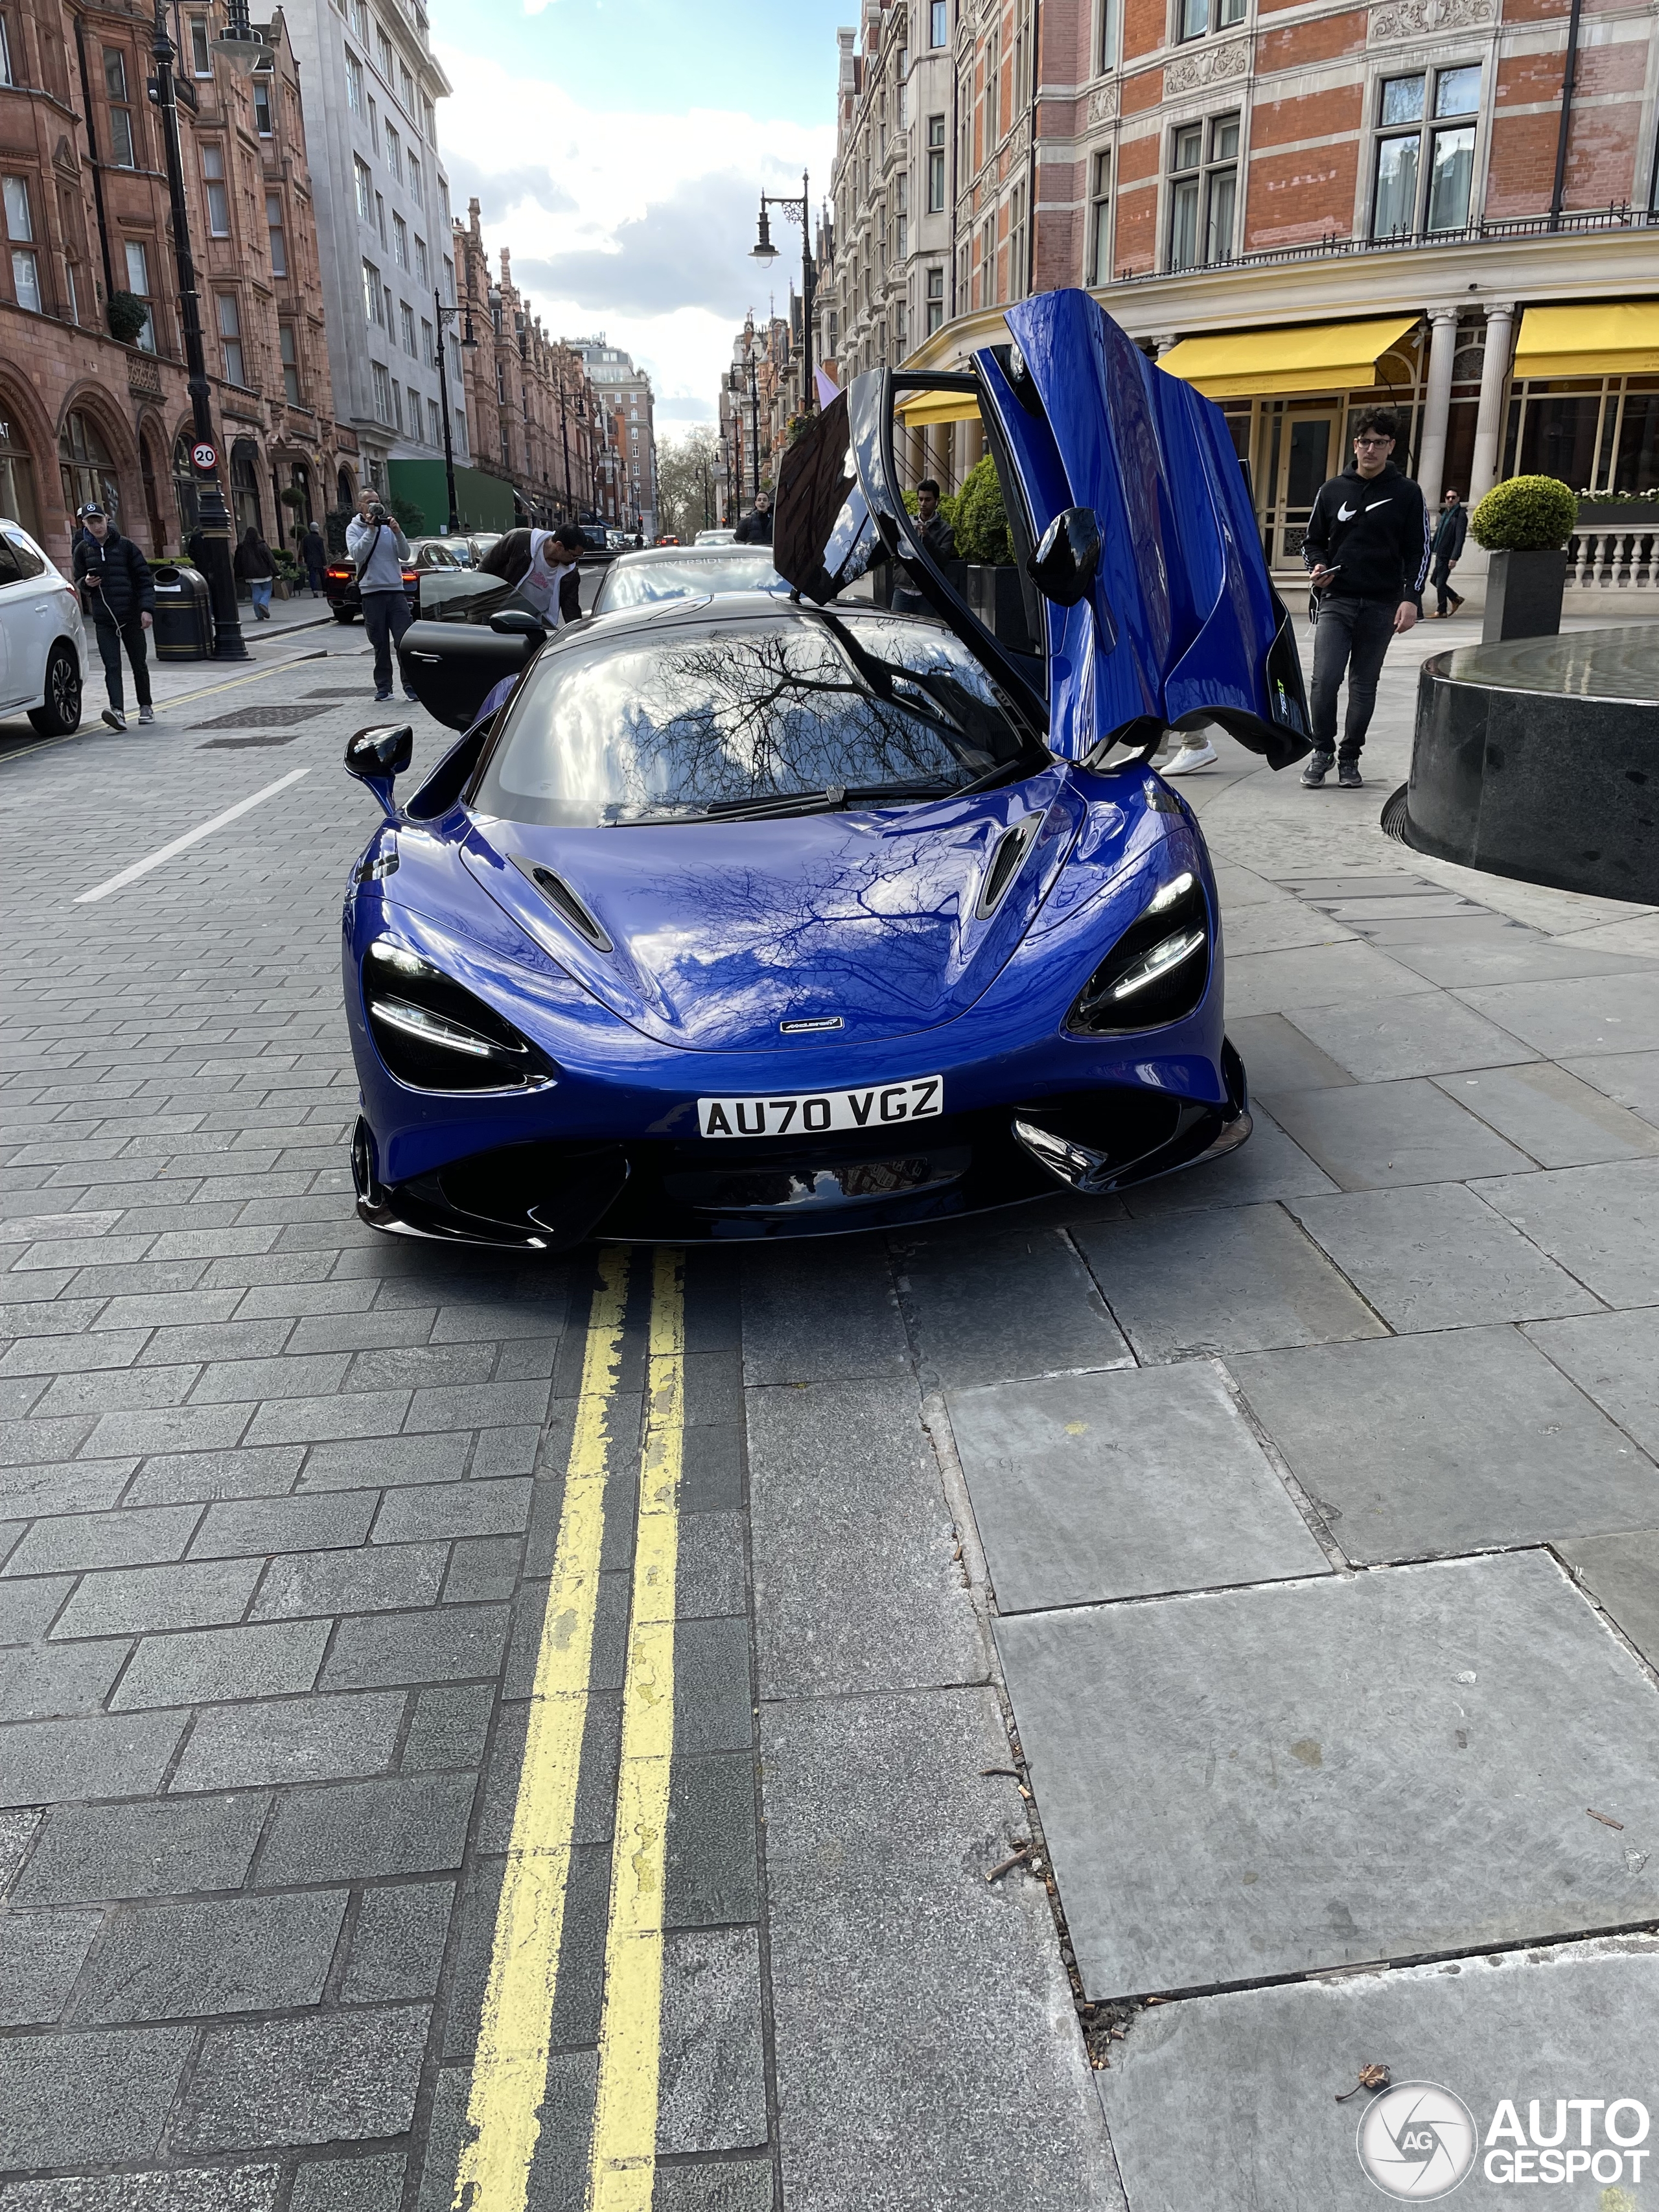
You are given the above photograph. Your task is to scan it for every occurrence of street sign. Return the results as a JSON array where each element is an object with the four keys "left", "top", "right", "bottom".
[{"left": 191, "top": 441, "right": 218, "bottom": 472}]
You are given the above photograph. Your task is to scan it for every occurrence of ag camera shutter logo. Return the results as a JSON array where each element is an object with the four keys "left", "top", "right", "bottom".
[{"left": 1358, "top": 2082, "right": 1478, "bottom": 2200}]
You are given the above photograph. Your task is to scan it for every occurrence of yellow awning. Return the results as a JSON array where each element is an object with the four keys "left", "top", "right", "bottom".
[
  {"left": 894, "top": 390, "right": 984, "bottom": 428},
  {"left": 1513, "top": 302, "right": 1659, "bottom": 381},
  {"left": 1157, "top": 317, "right": 1420, "bottom": 399}
]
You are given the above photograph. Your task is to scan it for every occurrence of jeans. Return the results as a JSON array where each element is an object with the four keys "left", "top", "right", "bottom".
[
  {"left": 362, "top": 587, "right": 413, "bottom": 695},
  {"left": 93, "top": 615, "right": 151, "bottom": 713},
  {"left": 249, "top": 577, "right": 273, "bottom": 619},
  {"left": 1431, "top": 555, "right": 1461, "bottom": 616},
  {"left": 305, "top": 561, "right": 324, "bottom": 596},
  {"left": 1308, "top": 594, "right": 1397, "bottom": 761}
]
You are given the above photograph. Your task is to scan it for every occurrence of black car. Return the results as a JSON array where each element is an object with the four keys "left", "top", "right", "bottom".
[{"left": 322, "top": 535, "right": 466, "bottom": 623}]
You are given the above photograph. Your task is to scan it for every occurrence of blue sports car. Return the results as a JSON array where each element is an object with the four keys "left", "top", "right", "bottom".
[{"left": 343, "top": 289, "right": 1310, "bottom": 1248}]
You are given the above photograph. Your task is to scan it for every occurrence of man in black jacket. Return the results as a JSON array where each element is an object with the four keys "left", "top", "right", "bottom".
[
  {"left": 1300, "top": 409, "right": 1430, "bottom": 789},
  {"left": 1427, "top": 489, "right": 1468, "bottom": 618},
  {"left": 72, "top": 505, "right": 156, "bottom": 732},
  {"left": 734, "top": 493, "right": 772, "bottom": 545}
]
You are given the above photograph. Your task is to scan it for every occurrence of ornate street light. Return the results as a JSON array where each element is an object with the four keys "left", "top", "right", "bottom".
[
  {"left": 432, "top": 294, "right": 477, "bottom": 536},
  {"left": 749, "top": 170, "right": 817, "bottom": 411}
]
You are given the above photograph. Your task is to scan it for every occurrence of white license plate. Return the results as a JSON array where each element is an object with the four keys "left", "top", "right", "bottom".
[{"left": 697, "top": 1076, "right": 945, "bottom": 1139}]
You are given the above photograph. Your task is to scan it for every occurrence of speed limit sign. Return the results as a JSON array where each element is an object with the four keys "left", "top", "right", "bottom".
[{"left": 191, "top": 441, "right": 218, "bottom": 472}]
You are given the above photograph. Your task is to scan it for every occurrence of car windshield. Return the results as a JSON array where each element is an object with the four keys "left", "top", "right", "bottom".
[
  {"left": 469, "top": 611, "right": 1030, "bottom": 827},
  {"left": 411, "top": 541, "right": 464, "bottom": 568},
  {"left": 594, "top": 551, "right": 782, "bottom": 612}
]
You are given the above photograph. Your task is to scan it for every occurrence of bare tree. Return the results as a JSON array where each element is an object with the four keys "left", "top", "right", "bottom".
[{"left": 655, "top": 426, "right": 722, "bottom": 541}]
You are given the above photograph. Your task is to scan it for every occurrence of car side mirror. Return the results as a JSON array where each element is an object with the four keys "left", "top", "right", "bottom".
[
  {"left": 345, "top": 723, "right": 413, "bottom": 819},
  {"left": 1027, "top": 506, "right": 1102, "bottom": 608},
  {"left": 489, "top": 609, "right": 547, "bottom": 638}
]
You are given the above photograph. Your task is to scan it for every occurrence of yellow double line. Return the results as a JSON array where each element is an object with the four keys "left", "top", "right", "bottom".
[{"left": 455, "top": 1248, "right": 686, "bottom": 2212}]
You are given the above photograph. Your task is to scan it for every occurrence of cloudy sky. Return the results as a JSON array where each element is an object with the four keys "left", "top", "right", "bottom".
[{"left": 427, "top": 0, "right": 844, "bottom": 425}]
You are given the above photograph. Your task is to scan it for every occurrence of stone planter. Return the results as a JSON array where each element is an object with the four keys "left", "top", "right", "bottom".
[
  {"left": 1481, "top": 548, "right": 1568, "bottom": 644},
  {"left": 1575, "top": 503, "right": 1659, "bottom": 526}
]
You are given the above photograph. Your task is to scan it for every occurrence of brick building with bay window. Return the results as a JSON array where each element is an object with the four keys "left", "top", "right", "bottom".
[
  {"left": 823, "top": 0, "right": 1658, "bottom": 596},
  {"left": 0, "top": 0, "right": 344, "bottom": 575}
]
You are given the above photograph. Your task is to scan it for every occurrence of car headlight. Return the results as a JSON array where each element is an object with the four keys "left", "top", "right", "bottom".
[
  {"left": 362, "top": 938, "right": 557, "bottom": 1091},
  {"left": 1067, "top": 872, "right": 1211, "bottom": 1035}
]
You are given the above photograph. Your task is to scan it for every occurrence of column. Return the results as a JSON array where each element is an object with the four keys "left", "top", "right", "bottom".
[
  {"left": 1413, "top": 305, "right": 1459, "bottom": 505},
  {"left": 1468, "top": 302, "right": 1516, "bottom": 506}
]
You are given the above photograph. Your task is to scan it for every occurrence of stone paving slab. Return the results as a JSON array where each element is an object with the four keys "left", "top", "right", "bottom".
[
  {"left": 1557, "top": 1530, "right": 1659, "bottom": 1668},
  {"left": 1472, "top": 1158, "right": 1659, "bottom": 1308},
  {"left": 998, "top": 1552, "right": 1659, "bottom": 2000},
  {"left": 1096, "top": 1936, "right": 1659, "bottom": 2212},
  {"left": 1282, "top": 994, "right": 1537, "bottom": 1082},
  {"left": 1432, "top": 1060, "right": 1659, "bottom": 1167},
  {"left": 1117, "top": 1105, "right": 1338, "bottom": 1217},
  {"left": 894, "top": 1223, "right": 1133, "bottom": 1388},
  {"left": 1458, "top": 973, "right": 1659, "bottom": 1058},
  {"left": 946, "top": 1362, "right": 1329, "bottom": 1611},
  {"left": 1524, "top": 1307, "right": 1659, "bottom": 1457},
  {"left": 1260, "top": 1078, "right": 1537, "bottom": 1190},
  {"left": 1563, "top": 1047, "right": 1659, "bottom": 1125},
  {"left": 1233, "top": 1327, "right": 1659, "bottom": 1560}
]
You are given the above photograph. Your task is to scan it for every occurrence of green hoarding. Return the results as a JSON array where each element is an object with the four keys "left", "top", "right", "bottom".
[{"left": 386, "top": 459, "right": 517, "bottom": 535}]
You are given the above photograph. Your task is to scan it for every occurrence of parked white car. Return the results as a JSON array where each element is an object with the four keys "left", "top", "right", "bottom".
[{"left": 0, "top": 518, "right": 86, "bottom": 735}]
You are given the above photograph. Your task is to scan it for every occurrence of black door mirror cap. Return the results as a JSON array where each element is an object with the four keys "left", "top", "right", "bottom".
[
  {"left": 345, "top": 724, "right": 415, "bottom": 782},
  {"left": 1028, "top": 506, "right": 1102, "bottom": 608},
  {"left": 489, "top": 609, "right": 548, "bottom": 638}
]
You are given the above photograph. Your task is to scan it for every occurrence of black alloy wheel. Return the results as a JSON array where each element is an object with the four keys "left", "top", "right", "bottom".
[{"left": 28, "top": 644, "right": 82, "bottom": 737}]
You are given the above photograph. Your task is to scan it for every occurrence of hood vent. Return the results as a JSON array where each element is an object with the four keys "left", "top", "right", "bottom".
[
  {"left": 513, "top": 857, "right": 612, "bottom": 952},
  {"left": 975, "top": 815, "right": 1041, "bottom": 920}
]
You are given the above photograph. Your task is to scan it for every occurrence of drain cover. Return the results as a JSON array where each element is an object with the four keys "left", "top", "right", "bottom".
[
  {"left": 192, "top": 704, "right": 327, "bottom": 730},
  {"left": 198, "top": 734, "right": 300, "bottom": 749}
]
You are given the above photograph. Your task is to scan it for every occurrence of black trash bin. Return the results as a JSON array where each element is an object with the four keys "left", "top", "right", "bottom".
[{"left": 150, "top": 565, "right": 213, "bottom": 660}]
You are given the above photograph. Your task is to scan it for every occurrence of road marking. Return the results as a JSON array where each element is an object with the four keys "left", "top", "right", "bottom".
[
  {"left": 0, "top": 647, "right": 338, "bottom": 770},
  {"left": 589, "top": 1246, "right": 686, "bottom": 2212},
  {"left": 454, "top": 1250, "right": 632, "bottom": 2212},
  {"left": 72, "top": 769, "right": 311, "bottom": 903}
]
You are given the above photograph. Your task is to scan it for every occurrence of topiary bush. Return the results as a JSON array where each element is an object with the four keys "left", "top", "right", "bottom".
[
  {"left": 1470, "top": 474, "right": 1579, "bottom": 553},
  {"left": 106, "top": 291, "right": 150, "bottom": 345},
  {"left": 953, "top": 454, "right": 1012, "bottom": 565},
  {"left": 324, "top": 506, "right": 353, "bottom": 557}
]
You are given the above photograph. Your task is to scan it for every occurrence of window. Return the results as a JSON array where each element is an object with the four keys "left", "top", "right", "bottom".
[
  {"left": 375, "top": 20, "right": 394, "bottom": 77},
  {"left": 422, "top": 93, "right": 436, "bottom": 144},
  {"left": 1372, "top": 67, "right": 1479, "bottom": 239},
  {"left": 362, "top": 257, "right": 383, "bottom": 322},
  {"left": 896, "top": 172, "right": 908, "bottom": 260},
  {"left": 399, "top": 58, "right": 415, "bottom": 109},
  {"left": 442, "top": 253, "right": 455, "bottom": 305},
  {"left": 1008, "top": 181, "right": 1027, "bottom": 299},
  {"left": 392, "top": 213, "right": 408, "bottom": 267},
  {"left": 930, "top": 0, "right": 948, "bottom": 42},
  {"left": 385, "top": 124, "right": 402, "bottom": 183},
  {"left": 253, "top": 77, "right": 273, "bottom": 135},
  {"left": 391, "top": 380, "right": 404, "bottom": 433},
  {"left": 427, "top": 396, "right": 442, "bottom": 446},
  {"left": 375, "top": 193, "right": 388, "bottom": 246},
  {"left": 108, "top": 91, "right": 136, "bottom": 170},
  {"left": 371, "top": 361, "right": 391, "bottom": 421},
  {"left": 413, "top": 235, "right": 428, "bottom": 286},
  {"left": 1089, "top": 148, "right": 1111, "bottom": 285},
  {"left": 1179, "top": 0, "right": 1243, "bottom": 36},
  {"left": 399, "top": 298, "right": 416, "bottom": 355},
  {"left": 202, "top": 145, "right": 231, "bottom": 235},
  {"left": 368, "top": 95, "right": 379, "bottom": 151},
  {"left": 927, "top": 114, "right": 946, "bottom": 211},
  {"left": 454, "top": 407, "right": 468, "bottom": 458},
  {"left": 264, "top": 192, "right": 289, "bottom": 276},
  {"left": 344, "top": 47, "right": 363, "bottom": 113},
  {"left": 355, "top": 156, "right": 373, "bottom": 221},
  {"left": 5, "top": 175, "right": 40, "bottom": 313},
  {"left": 407, "top": 154, "right": 422, "bottom": 207},
  {"left": 189, "top": 18, "right": 211, "bottom": 75},
  {"left": 102, "top": 45, "right": 126, "bottom": 99},
  {"left": 1168, "top": 112, "right": 1237, "bottom": 269},
  {"left": 279, "top": 323, "right": 300, "bottom": 404},
  {"left": 60, "top": 411, "right": 119, "bottom": 521},
  {"left": 124, "top": 239, "right": 155, "bottom": 349},
  {"left": 421, "top": 316, "right": 434, "bottom": 364},
  {"left": 349, "top": 0, "right": 367, "bottom": 36},
  {"left": 925, "top": 264, "right": 944, "bottom": 335},
  {"left": 217, "top": 292, "right": 244, "bottom": 384},
  {"left": 1099, "top": 0, "right": 1120, "bottom": 71}
]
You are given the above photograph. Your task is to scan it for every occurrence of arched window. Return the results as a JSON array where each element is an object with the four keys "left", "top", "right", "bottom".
[
  {"left": 58, "top": 410, "right": 119, "bottom": 522},
  {"left": 230, "top": 438, "right": 262, "bottom": 540},
  {"left": 0, "top": 410, "right": 42, "bottom": 541},
  {"left": 336, "top": 464, "right": 355, "bottom": 509},
  {"left": 172, "top": 435, "right": 200, "bottom": 541}
]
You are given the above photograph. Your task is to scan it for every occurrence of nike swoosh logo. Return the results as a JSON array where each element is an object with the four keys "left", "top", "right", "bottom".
[
  {"left": 1365, "top": 500, "right": 1389, "bottom": 511},
  {"left": 1337, "top": 504, "right": 1356, "bottom": 520}
]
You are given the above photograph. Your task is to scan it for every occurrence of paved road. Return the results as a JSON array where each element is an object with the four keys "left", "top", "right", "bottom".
[{"left": 1, "top": 609, "right": 1656, "bottom": 2209}]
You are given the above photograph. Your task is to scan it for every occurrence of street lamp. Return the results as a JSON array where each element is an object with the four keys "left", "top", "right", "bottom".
[
  {"left": 750, "top": 170, "right": 817, "bottom": 412},
  {"left": 150, "top": 0, "right": 245, "bottom": 658},
  {"left": 432, "top": 292, "right": 476, "bottom": 536}
]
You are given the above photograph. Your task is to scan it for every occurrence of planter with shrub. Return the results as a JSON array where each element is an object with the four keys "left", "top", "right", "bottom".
[
  {"left": 106, "top": 292, "right": 150, "bottom": 346},
  {"left": 1470, "top": 475, "right": 1577, "bottom": 643}
]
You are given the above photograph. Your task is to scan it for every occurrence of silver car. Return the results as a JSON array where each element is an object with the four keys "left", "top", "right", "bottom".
[{"left": 590, "top": 542, "right": 785, "bottom": 614}]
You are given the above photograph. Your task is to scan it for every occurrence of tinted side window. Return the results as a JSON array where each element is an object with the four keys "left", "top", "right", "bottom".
[{"left": 0, "top": 533, "right": 26, "bottom": 585}]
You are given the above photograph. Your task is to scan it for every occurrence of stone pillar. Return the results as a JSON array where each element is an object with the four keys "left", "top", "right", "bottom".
[
  {"left": 1468, "top": 302, "right": 1516, "bottom": 507},
  {"left": 1414, "top": 305, "right": 1459, "bottom": 506}
]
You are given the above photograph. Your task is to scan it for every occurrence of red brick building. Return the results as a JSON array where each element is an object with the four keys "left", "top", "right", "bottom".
[
  {"left": 825, "top": 0, "right": 1658, "bottom": 587},
  {"left": 0, "top": 0, "right": 345, "bottom": 575}
]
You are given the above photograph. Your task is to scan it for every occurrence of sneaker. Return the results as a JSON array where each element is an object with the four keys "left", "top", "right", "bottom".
[
  {"left": 1300, "top": 751, "right": 1333, "bottom": 788},
  {"left": 1338, "top": 760, "right": 1364, "bottom": 789},
  {"left": 102, "top": 707, "right": 126, "bottom": 732},
  {"left": 402, "top": 688, "right": 421, "bottom": 704},
  {"left": 374, "top": 688, "right": 393, "bottom": 703},
  {"left": 1163, "top": 739, "right": 1217, "bottom": 776},
  {"left": 137, "top": 704, "right": 154, "bottom": 726}
]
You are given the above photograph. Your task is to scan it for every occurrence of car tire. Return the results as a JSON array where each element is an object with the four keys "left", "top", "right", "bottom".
[
  {"left": 333, "top": 607, "right": 358, "bottom": 624},
  {"left": 27, "top": 643, "right": 82, "bottom": 736}
]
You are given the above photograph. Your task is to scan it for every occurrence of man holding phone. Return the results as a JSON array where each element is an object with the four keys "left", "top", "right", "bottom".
[
  {"left": 345, "top": 490, "right": 418, "bottom": 704},
  {"left": 1299, "top": 408, "right": 1431, "bottom": 789}
]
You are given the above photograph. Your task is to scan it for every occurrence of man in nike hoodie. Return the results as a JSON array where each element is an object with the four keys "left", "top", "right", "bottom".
[{"left": 1299, "top": 408, "right": 1431, "bottom": 789}]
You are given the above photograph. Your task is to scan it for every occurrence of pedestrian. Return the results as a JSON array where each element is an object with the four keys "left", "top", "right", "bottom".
[
  {"left": 894, "top": 478, "right": 955, "bottom": 614},
  {"left": 186, "top": 524, "right": 209, "bottom": 572},
  {"left": 477, "top": 523, "right": 586, "bottom": 628},
  {"left": 71, "top": 503, "right": 156, "bottom": 732},
  {"left": 1427, "top": 489, "right": 1468, "bottom": 618},
  {"left": 734, "top": 492, "right": 773, "bottom": 546},
  {"left": 234, "top": 525, "right": 276, "bottom": 620},
  {"left": 1298, "top": 408, "right": 1430, "bottom": 790},
  {"left": 345, "top": 491, "right": 419, "bottom": 704},
  {"left": 298, "top": 521, "right": 327, "bottom": 598}
]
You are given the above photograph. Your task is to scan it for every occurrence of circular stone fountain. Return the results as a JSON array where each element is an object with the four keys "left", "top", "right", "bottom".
[{"left": 1391, "top": 627, "right": 1659, "bottom": 903}]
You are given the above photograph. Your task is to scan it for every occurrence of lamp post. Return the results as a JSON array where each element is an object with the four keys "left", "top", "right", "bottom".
[
  {"left": 150, "top": 0, "right": 249, "bottom": 657},
  {"left": 750, "top": 170, "right": 817, "bottom": 413},
  {"left": 432, "top": 292, "right": 477, "bottom": 535}
]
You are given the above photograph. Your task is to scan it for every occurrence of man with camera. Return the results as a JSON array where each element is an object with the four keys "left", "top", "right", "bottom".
[{"left": 345, "top": 491, "right": 419, "bottom": 704}]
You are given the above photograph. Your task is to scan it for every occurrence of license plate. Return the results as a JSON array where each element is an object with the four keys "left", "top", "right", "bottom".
[{"left": 697, "top": 1076, "right": 945, "bottom": 1139}]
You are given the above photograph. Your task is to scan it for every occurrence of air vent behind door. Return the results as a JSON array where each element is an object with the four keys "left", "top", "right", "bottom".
[
  {"left": 511, "top": 857, "right": 613, "bottom": 952},
  {"left": 975, "top": 815, "right": 1041, "bottom": 919}
]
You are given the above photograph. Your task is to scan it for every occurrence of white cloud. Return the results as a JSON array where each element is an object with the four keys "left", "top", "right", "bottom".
[{"left": 434, "top": 43, "right": 833, "bottom": 412}]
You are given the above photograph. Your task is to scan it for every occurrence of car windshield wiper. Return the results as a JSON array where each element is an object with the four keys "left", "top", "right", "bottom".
[{"left": 608, "top": 778, "right": 969, "bottom": 828}]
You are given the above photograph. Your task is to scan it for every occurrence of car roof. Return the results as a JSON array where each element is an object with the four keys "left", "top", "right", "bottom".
[
  {"left": 565, "top": 588, "right": 962, "bottom": 648},
  {"left": 609, "top": 543, "right": 773, "bottom": 568}
]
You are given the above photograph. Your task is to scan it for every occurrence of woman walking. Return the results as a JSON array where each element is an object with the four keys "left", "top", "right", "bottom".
[{"left": 235, "top": 526, "right": 276, "bottom": 620}]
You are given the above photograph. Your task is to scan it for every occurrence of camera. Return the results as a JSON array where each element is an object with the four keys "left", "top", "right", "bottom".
[{"left": 368, "top": 502, "right": 389, "bottom": 522}]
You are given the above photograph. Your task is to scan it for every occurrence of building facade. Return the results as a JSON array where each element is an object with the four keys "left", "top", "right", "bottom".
[
  {"left": 824, "top": 0, "right": 1659, "bottom": 586},
  {"left": 0, "top": 0, "right": 343, "bottom": 572},
  {"left": 282, "top": 0, "right": 456, "bottom": 510},
  {"left": 568, "top": 334, "right": 657, "bottom": 537}
]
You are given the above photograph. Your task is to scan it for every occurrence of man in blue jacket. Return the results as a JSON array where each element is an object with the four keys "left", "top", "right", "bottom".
[
  {"left": 71, "top": 504, "right": 156, "bottom": 732},
  {"left": 1300, "top": 409, "right": 1431, "bottom": 789}
]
